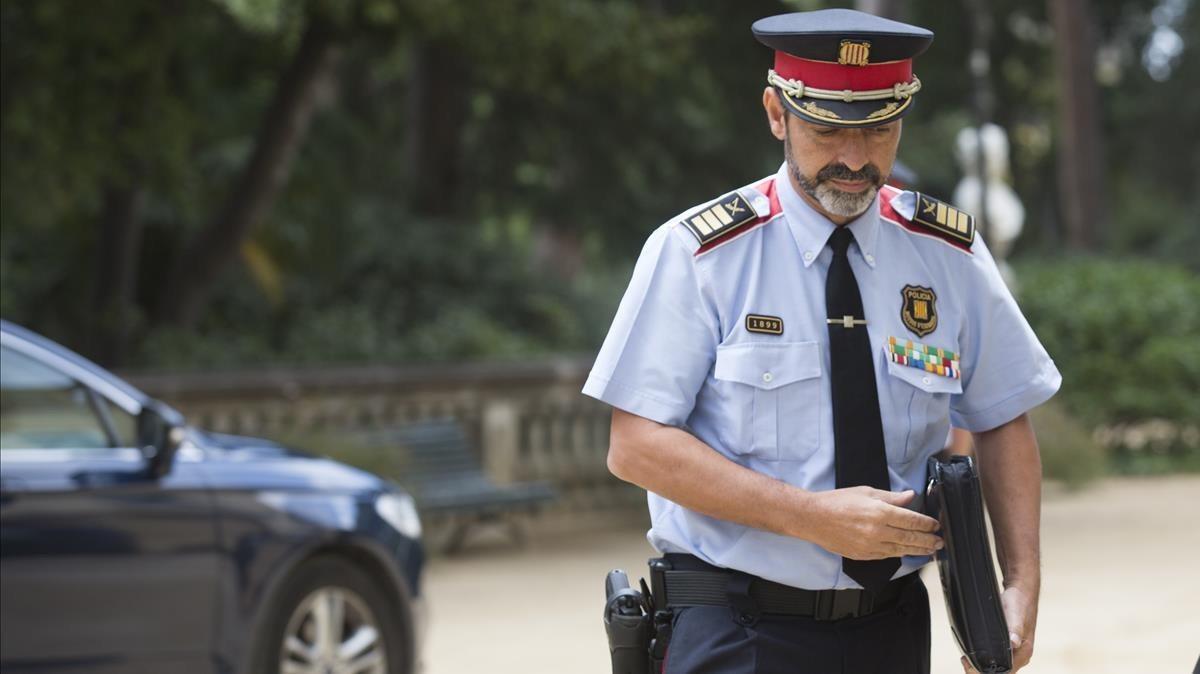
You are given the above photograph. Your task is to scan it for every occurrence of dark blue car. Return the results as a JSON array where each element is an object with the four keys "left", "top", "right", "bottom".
[{"left": 0, "top": 320, "right": 425, "bottom": 674}]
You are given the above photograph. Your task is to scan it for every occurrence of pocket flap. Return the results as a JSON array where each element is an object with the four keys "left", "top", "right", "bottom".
[
  {"left": 715, "top": 341, "right": 821, "bottom": 390},
  {"left": 885, "top": 354, "right": 963, "bottom": 394}
]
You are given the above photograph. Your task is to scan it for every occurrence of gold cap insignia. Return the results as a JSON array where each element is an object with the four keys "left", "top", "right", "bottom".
[
  {"left": 838, "top": 40, "right": 871, "bottom": 66},
  {"left": 901, "top": 285, "right": 938, "bottom": 338}
]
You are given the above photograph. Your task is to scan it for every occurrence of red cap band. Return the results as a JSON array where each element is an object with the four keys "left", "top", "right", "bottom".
[{"left": 774, "top": 52, "right": 912, "bottom": 90}]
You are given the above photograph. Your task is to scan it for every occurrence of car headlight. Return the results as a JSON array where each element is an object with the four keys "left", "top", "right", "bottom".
[{"left": 375, "top": 492, "right": 422, "bottom": 539}]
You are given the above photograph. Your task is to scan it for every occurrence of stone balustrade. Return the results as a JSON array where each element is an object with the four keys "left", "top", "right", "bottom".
[{"left": 122, "top": 357, "right": 644, "bottom": 515}]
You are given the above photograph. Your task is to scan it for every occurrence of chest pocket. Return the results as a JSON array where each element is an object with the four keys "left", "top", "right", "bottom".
[
  {"left": 713, "top": 341, "right": 822, "bottom": 462},
  {"left": 883, "top": 354, "right": 963, "bottom": 465}
]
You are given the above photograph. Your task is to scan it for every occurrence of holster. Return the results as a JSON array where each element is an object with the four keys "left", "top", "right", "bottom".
[
  {"left": 602, "top": 561, "right": 676, "bottom": 674},
  {"left": 647, "top": 558, "right": 673, "bottom": 672},
  {"left": 604, "top": 569, "right": 653, "bottom": 674}
]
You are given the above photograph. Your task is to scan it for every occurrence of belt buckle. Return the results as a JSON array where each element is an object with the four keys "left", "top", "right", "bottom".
[{"left": 814, "top": 589, "right": 873, "bottom": 621}]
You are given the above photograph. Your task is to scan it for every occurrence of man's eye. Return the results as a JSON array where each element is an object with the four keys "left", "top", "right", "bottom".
[{"left": 816, "top": 129, "right": 838, "bottom": 137}]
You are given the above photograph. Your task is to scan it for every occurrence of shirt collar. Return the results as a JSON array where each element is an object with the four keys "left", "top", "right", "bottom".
[{"left": 774, "top": 162, "right": 880, "bottom": 269}]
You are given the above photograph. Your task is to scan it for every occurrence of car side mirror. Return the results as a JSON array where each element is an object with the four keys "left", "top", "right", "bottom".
[{"left": 137, "top": 400, "right": 186, "bottom": 479}]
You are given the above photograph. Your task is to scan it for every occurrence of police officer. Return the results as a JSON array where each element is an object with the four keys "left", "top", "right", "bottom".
[{"left": 583, "top": 9, "right": 1060, "bottom": 674}]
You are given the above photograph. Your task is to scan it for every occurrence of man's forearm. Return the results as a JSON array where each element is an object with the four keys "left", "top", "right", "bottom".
[
  {"left": 607, "top": 409, "right": 814, "bottom": 539},
  {"left": 607, "top": 409, "right": 944, "bottom": 561},
  {"left": 973, "top": 413, "right": 1042, "bottom": 592}
]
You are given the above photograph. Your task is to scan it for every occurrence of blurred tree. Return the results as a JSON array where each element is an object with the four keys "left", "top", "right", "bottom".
[
  {"left": 1048, "top": 0, "right": 1105, "bottom": 249},
  {"left": 1, "top": 0, "right": 1195, "bottom": 375},
  {"left": 158, "top": 3, "right": 345, "bottom": 328}
]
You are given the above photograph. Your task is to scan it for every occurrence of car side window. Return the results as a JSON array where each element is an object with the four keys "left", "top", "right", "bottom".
[
  {"left": 0, "top": 346, "right": 114, "bottom": 450},
  {"left": 98, "top": 396, "right": 138, "bottom": 447}
]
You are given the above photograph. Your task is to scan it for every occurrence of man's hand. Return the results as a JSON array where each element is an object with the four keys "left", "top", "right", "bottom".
[
  {"left": 804, "top": 487, "right": 943, "bottom": 559},
  {"left": 959, "top": 584, "right": 1037, "bottom": 673}
]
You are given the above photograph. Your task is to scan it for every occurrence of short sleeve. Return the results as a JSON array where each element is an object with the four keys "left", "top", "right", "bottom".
[
  {"left": 582, "top": 224, "right": 720, "bottom": 427},
  {"left": 950, "top": 238, "right": 1062, "bottom": 432}
]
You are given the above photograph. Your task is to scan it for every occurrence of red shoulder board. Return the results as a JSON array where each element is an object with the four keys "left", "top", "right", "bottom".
[
  {"left": 880, "top": 186, "right": 975, "bottom": 253},
  {"left": 688, "top": 178, "right": 783, "bottom": 256}
]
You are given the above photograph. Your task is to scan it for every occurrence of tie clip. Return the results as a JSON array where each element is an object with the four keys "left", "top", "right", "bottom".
[{"left": 827, "top": 315, "right": 868, "bottom": 328}]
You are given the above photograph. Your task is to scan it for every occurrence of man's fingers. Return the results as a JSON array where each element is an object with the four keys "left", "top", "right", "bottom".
[
  {"left": 887, "top": 542, "right": 940, "bottom": 557},
  {"left": 873, "top": 488, "right": 915, "bottom": 507},
  {"left": 1011, "top": 632, "right": 1034, "bottom": 669},
  {"left": 885, "top": 526, "right": 942, "bottom": 548},
  {"left": 883, "top": 527, "right": 943, "bottom": 552},
  {"left": 883, "top": 503, "right": 941, "bottom": 533}
]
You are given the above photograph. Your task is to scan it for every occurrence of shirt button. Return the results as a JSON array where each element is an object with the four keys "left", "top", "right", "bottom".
[
  {"left": 865, "top": 254, "right": 875, "bottom": 264},
  {"left": 922, "top": 376, "right": 932, "bottom": 385},
  {"left": 803, "top": 251, "right": 814, "bottom": 262},
  {"left": 762, "top": 372, "right": 774, "bottom": 383}
]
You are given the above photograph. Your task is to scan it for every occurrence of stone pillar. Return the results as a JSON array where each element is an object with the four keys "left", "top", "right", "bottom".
[{"left": 481, "top": 399, "right": 521, "bottom": 484}]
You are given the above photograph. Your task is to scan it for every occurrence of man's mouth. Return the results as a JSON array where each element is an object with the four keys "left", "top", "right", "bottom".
[{"left": 827, "top": 179, "right": 873, "bottom": 193}]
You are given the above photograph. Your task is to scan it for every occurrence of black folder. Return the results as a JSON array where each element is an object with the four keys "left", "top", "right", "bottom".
[{"left": 924, "top": 455, "right": 1013, "bottom": 674}]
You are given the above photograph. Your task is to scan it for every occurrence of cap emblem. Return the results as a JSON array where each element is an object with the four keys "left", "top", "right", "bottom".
[{"left": 838, "top": 40, "right": 871, "bottom": 66}]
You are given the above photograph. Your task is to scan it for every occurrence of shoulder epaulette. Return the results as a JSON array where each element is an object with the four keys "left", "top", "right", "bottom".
[
  {"left": 680, "top": 178, "right": 782, "bottom": 255},
  {"left": 880, "top": 187, "right": 975, "bottom": 252},
  {"left": 910, "top": 192, "right": 975, "bottom": 248}
]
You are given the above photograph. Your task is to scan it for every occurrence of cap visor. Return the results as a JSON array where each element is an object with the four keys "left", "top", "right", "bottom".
[{"left": 778, "top": 89, "right": 914, "bottom": 127}]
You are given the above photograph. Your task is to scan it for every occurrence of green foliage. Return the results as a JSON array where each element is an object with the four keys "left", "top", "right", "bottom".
[
  {"left": 1030, "top": 401, "right": 1106, "bottom": 488},
  {"left": 1015, "top": 257, "right": 1200, "bottom": 470},
  {"left": 137, "top": 209, "right": 627, "bottom": 368}
]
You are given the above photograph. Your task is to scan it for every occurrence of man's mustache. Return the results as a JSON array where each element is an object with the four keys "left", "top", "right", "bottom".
[{"left": 817, "top": 163, "right": 883, "bottom": 186}]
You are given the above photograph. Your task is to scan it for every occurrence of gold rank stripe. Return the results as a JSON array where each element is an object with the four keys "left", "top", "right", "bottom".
[
  {"left": 681, "top": 192, "right": 758, "bottom": 244},
  {"left": 913, "top": 193, "right": 975, "bottom": 244}
]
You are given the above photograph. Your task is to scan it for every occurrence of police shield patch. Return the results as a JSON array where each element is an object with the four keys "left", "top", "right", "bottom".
[{"left": 901, "top": 285, "right": 938, "bottom": 337}]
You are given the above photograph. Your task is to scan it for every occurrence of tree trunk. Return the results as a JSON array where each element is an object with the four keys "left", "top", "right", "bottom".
[
  {"left": 91, "top": 185, "right": 146, "bottom": 366},
  {"left": 158, "top": 13, "right": 342, "bottom": 327},
  {"left": 1049, "top": 0, "right": 1104, "bottom": 250},
  {"left": 403, "top": 39, "right": 468, "bottom": 217}
]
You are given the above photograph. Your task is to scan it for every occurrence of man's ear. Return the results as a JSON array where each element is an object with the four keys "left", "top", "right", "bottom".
[{"left": 762, "top": 87, "right": 788, "bottom": 141}]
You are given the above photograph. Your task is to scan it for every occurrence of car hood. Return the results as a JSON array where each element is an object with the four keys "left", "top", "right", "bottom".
[{"left": 191, "top": 429, "right": 391, "bottom": 494}]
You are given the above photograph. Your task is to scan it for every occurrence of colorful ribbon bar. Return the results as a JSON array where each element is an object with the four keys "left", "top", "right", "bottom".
[{"left": 887, "top": 335, "right": 961, "bottom": 379}]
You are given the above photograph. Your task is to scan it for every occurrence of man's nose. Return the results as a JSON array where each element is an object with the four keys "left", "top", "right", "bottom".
[{"left": 837, "top": 134, "right": 871, "bottom": 172}]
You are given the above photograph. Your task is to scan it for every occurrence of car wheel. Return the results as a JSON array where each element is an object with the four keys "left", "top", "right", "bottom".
[{"left": 254, "top": 555, "right": 412, "bottom": 674}]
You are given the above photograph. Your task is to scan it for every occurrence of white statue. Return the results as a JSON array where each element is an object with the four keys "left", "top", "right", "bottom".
[{"left": 952, "top": 123, "right": 1024, "bottom": 288}]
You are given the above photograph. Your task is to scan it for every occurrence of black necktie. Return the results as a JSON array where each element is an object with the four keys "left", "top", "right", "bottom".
[{"left": 825, "top": 226, "right": 899, "bottom": 593}]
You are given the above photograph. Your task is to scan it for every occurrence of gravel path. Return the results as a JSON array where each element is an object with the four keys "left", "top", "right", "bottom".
[{"left": 421, "top": 476, "right": 1200, "bottom": 673}]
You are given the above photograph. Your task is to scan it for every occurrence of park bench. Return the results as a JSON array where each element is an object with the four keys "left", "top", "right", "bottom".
[{"left": 374, "top": 419, "right": 556, "bottom": 553}]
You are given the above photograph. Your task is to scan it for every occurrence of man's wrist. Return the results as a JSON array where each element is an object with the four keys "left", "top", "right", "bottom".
[
  {"left": 782, "top": 487, "right": 824, "bottom": 540},
  {"left": 1002, "top": 571, "right": 1040, "bottom": 595}
]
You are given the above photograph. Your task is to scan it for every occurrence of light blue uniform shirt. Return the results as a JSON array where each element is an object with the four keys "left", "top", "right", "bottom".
[{"left": 582, "top": 163, "right": 1061, "bottom": 590}]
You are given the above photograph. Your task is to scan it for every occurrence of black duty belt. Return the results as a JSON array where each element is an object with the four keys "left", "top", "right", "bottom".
[{"left": 657, "top": 553, "right": 914, "bottom": 622}]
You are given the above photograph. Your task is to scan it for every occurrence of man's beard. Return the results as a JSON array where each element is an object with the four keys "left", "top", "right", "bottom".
[{"left": 785, "top": 135, "right": 884, "bottom": 218}]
